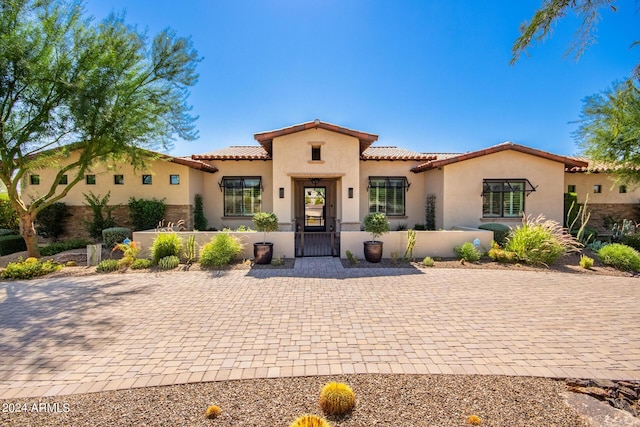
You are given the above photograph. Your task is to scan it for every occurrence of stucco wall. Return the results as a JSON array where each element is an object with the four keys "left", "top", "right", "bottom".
[
  {"left": 359, "top": 160, "right": 425, "bottom": 230},
  {"left": 271, "top": 128, "right": 361, "bottom": 226},
  {"left": 22, "top": 150, "right": 196, "bottom": 206},
  {"left": 564, "top": 172, "right": 640, "bottom": 204},
  {"left": 440, "top": 150, "right": 566, "bottom": 229}
]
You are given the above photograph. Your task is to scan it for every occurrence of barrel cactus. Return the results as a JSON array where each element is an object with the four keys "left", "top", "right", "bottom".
[
  {"left": 319, "top": 382, "right": 355, "bottom": 415},
  {"left": 205, "top": 405, "right": 221, "bottom": 419},
  {"left": 289, "top": 414, "right": 330, "bottom": 427},
  {"left": 158, "top": 255, "right": 180, "bottom": 270}
]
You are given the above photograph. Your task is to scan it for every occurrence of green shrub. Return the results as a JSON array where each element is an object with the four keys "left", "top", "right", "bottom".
[
  {"left": 504, "top": 215, "right": 578, "bottom": 265},
  {"left": 1, "top": 258, "right": 62, "bottom": 279},
  {"left": 0, "top": 195, "right": 19, "bottom": 230},
  {"left": 579, "top": 254, "right": 594, "bottom": 269},
  {"left": 598, "top": 243, "right": 640, "bottom": 272},
  {"left": 363, "top": 212, "right": 390, "bottom": 241},
  {"left": 96, "top": 259, "right": 120, "bottom": 273},
  {"left": 0, "top": 234, "right": 27, "bottom": 255},
  {"left": 128, "top": 197, "right": 166, "bottom": 231},
  {"left": 478, "top": 223, "right": 510, "bottom": 246},
  {"left": 193, "top": 194, "right": 208, "bottom": 231},
  {"left": 200, "top": 233, "right": 243, "bottom": 267},
  {"left": 487, "top": 244, "right": 517, "bottom": 263},
  {"left": 622, "top": 234, "right": 640, "bottom": 251},
  {"left": 35, "top": 202, "right": 67, "bottom": 240},
  {"left": 83, "top": 191, "right": 117, "bottom": 239},
  {"left": 158, "top": 255, "right": 180, "bottom": 270},
  {"left": 151, "top": 233, "right": 182, "bottom": 263},
  {"left": 0, "top": 228, "right": 17, "bottom": 237},
  {"left": 345, "top": 250, "right": 359, "bottom": 265},
  {"left": 102, "top": 227, "right": 132, "bottom": 248},
  {"left": 453, "top": 242, "right": 482, "bottom": 262},
  {"left": 39, "top": 239, "right": 90, "bottom": 256},
  {"left": 413, "top": 223, "right": 426, "bottom": 231},
  {"left": 130, "top": 258, "right": 152, "bottom": 270},
  {"left": 422, "top": 256, "right": 435, "bottom": 267}
]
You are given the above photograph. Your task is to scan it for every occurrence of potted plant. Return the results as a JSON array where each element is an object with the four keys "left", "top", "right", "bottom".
[
  {"left": 252, "top": 212, "right": 279, "bottom": 264},
  {"left": 363, "top": 212, "right": 390, "bottom": 263}
]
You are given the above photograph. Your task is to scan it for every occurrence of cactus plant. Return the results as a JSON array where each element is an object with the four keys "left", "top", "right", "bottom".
[
  {"left": 289, "top": 414, "right": 330, "bottom": 427},
  {"left": 319, "top": 382, "right": 355, "bottom": 415},
  {"left": 158, "top": 255, "right": 180, "bottom": 270},
  {"left": 467, "top": 414, "right": 482, "bottom": 425},
  {"left": 204, "top": 405, "right": 221, "bottom": 419}
]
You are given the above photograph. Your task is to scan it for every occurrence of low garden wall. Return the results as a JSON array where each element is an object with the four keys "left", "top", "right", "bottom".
[
  {"left": 133, "top": 227, "right": 493, "bottom": 261},
  {"left": 340, "top": 227, "right": 493, "bottom": 259}
]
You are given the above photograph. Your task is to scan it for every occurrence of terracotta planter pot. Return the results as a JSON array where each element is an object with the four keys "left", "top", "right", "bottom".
[
  {"left": 253, "top": 242, "right": 274, "bottom": 264},
  {"left": 363, "top": 241, "right": 383, "bottom": 263}
]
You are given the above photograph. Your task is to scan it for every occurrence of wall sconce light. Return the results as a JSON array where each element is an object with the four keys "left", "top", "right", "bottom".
[
  {"left": 279, "top": 187, "right": 284, "bottom": 198},
  {"left": 348, "top": 187, "right": 353, "bottom": 198},
  {"left": 310, "top": 177, "right": 320, "bottom": 186}
]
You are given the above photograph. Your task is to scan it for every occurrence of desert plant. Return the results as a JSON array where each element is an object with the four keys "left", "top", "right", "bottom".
[
  {"left": 102, "top": 227, "right": 132, "bottom": 248},
  {"left": 395, "top": 223, "right": 407, "bottom": 231},
  {"left": 236, "top": 225, "right": 254, "bottom": 232},
  {"left": 403, "top": 229, "right": 416, "bottom": 261},
  {"left": 205, "top": 405, "right": 221, "bottom": 419},
  {"left": 579, "top": 254, "right": 594, "bottom": 269},
  {"left": 200, "top": 233, "right": 243, "bottom": 267},
  {"left": 183, "top": 235, "right": 198, "bottom": 263},
  {"left": 467, "top": 414, "right": 483, "bottom": 425},
  {"left": 65, "top": 260, "right": 77, "bottom": 267},
  {"left": 587, "top": 240, "right": 609, "bottom": 252},
  {"left": 478, "top": 223, "right": 510, "bottom": 246},
  {"left": 363, "top": 212, "right": 390, "bottom": 241},
  {"left": 35, "top": 202, "right": 67, "bottom": 240},
  {"left": 611, "top": 219, "right": 635, "bottom": 242},
  {"left": 1, "top": 258, "right": 61, "bottom": 279},
  {"left": 622, "top": 234, "right": 640, "bottom": 251},
  {"left": 598, "top": 243, "right": 640, "bottom": 272},
  {"left": 128, "top": 197, "right": 166, "bottom": 231},
  {"left": 390, "top": 250, "right": 400, "bottom": 264},
  {"left": 113, "top": 241, "right": 140, "bottom": 268},
  {"left": 253, "top": 212, "right": 278, "bottom": 243},
  {"left": 151, "top": 232, "right": 182, "bottom": 264},
  {"left": 83, "top": 191, "right": 117, "bottom": 239},
  {"left": 345, "top": 250, "right": 359, "bottom": 265},
  {"left": 504, "top": 214, "right": 580, "bottom": 265},
  {"left": 96, "top": 259, "right": 119, "bottom": 273},
  {"left": 319, "top": 382, "right": 356, "bottom": 415},
  {"left": 158, "top": 255, "right": 180, "bottom": 270},
  {"left": 271, "top": 256, "right": 285, "bottom": 266},
  {"left": 422, "top": 256, "right": 435, "bottom": 267},
  {"left": 453, "top": 242, "right": 482, "bottom": 262},
  {"left": 487, "top": 244, "right": 517, "bottom": 263},
  {"left": 425, "top": 193, "right": 436, "bottom": 230},
  {"left": 39, "top": 239, "right": 90, "bottom": 256},
  {"left": 193, "top": 194, "right": 208, "bottom": 231},
  {"left": 566, "top": 193, "right": 592, "bottom": 243},
  {"left": 289, "top": 414, "right": 331, "bottom": 427},
  {"left": 130, "top": 258, "right": 152, "bottom": 270}
]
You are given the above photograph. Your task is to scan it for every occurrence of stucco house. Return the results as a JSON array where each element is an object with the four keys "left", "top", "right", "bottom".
[{"left": 21, "top": 120, "right": 639, "bottom": 255}]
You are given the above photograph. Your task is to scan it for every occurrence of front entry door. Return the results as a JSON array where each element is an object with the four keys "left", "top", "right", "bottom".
[{"left": 303, "top": 186, "right": 326, "bottom": 231}]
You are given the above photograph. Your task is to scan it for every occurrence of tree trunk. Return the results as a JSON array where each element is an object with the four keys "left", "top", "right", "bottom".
[{"left": 19, "top": 212, "right": 40, "bottom": 258}]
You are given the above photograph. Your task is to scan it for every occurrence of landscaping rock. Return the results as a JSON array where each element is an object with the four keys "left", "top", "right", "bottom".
[{"left": 566, "top": 378, "right": 640, "bottom": 419}]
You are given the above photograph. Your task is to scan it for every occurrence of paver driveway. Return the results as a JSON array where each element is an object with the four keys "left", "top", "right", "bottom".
[{"left": 0, "top": 258, "right": 638, "bottom": 399}]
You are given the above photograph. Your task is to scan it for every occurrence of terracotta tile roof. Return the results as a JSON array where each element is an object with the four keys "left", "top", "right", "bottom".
[
  {"left": 191, "top": 146, "right": 270, "bottom": 160},
  {"left": 170, "top": 156, "right": 218, "bottom": 173},
  {"left": 564, "top": 157, "right": 640, "bottom": 173},
  {"left": 410, "top": 142, "right": 588, "bottom": 173},
  {"left": 361, "top": 146, "right": 437, "bottom": 161},
  {"left": 254, "top": 120, "right": 379, "bottom": 156}
]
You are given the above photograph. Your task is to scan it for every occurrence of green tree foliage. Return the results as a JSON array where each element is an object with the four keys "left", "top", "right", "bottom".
[
  {"left": 128, "top": 197, "right": 167, "bottom": 231},
  {"left": 575, "top": 81, "right": 640, "bottom": 185},
  {"left": 83, "top": 191, "right": 117, "bottom": 239},
  {"left": 193, "top": 194, "right": 208, "bottom": 231},
  {"left": 0, "top": 0, "right": 201, "bottom": 256}
]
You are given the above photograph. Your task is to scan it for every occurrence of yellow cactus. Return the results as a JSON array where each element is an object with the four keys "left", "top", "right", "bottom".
[
  {"left": 24, "top": 257, "right": 38, "bottom": 264},
  {"left": 289, "top": 414, "right": 330, "bottom": 427},
  {"left": 319, "top": 382, "right": 355, "bottom": 415},
  {"left": 205, "top": 404, "right": 221, "bottom": 419},
  {"left": 467, "top": 414, "right": 482, "bottom": 425}
]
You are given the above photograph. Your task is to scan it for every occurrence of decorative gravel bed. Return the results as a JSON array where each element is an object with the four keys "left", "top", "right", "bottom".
[{"left": 0, "top": 375, "right": 591, "bottom": 426}]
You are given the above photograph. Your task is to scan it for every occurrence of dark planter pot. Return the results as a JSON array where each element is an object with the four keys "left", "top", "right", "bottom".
[
  {"left": 363, "top": 241, "right": 383, "bottom": 263},
  {"left": 254, "top": 242, "right": 274, "bottom": 264}
]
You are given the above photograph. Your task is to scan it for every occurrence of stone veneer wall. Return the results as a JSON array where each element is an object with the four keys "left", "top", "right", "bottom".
[
  {"left": 587, "top": 203, "right": 639, "bottom": 235},
  {"left": 57, "top": 204, "right": 193, "bottom": 240}
]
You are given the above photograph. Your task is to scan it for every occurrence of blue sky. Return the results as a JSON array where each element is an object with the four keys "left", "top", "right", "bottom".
[{"left": 83, "top": 0, "right": 638, "bottom": 157}]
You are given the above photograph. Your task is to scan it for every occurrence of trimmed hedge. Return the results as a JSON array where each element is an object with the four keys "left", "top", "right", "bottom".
[
  {"left": 102, "top": 227, "right": 132, "bottom": 248},
  {"left": 0, "top": 234, "right": 27, "bottom": 256},
  {"left": 478, "top": 223, "right": 510, "bottom": 246}
]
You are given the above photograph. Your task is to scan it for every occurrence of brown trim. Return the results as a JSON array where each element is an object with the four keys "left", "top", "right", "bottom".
[{"left": 410, "top": 142, "right": 588, "bottom": 173}]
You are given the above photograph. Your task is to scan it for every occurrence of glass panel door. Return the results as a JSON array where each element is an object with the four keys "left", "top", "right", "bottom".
[{"left": 304, "top": 186, "right": 326, "bottom": 231}]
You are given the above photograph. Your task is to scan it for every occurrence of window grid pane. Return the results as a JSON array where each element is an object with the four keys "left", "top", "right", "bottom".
[
  {"left": 223, "top": 177, "right": 262, "bottom": 216},
  {"left": 482, "top": 180, "right": 525, "bottom": 218}
]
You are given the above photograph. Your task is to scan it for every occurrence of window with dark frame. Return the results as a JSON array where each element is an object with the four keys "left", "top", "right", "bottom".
[
  {"left": 567, "top": 185, "right": 576, "bottom": 193},
  {"left": 142, "top": 175, "right": 152, "bottom": 185},
  {"left": 170, "top": 175, "right": 180, "bottom": 185},
  {"left": 311, "top": 146, "right": 321, "bottom": 161},
  {"left": 58, "top": 175, "right": 68, "bottom": 185},
  {"left": 620, "top": 185, "right": 627, "bottom": 194},
  {"left": 114, "top": 174, "right": 124, "bottom": 185},
  {"left": 86, "top": 175, "right": 96, "bottom": 185},
  {"left": 368, "top": 177, "right": 408, "bottom": 216},
  {"left": 222, "top": 176, "right": 262, "bottom": 216},
  {"left": 594, "top": 185, "right": 602, "bottom": 193},
  {"left": 30, "top": 175, "right": 40, "bottom": 185},
  {"left": 482, "top": 179, "right": 526, "bottom": 218}
]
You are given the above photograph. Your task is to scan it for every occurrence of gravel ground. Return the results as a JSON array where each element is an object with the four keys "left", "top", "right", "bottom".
[{"left": 0, "top": 375, "right": 590, "bottom": 427}]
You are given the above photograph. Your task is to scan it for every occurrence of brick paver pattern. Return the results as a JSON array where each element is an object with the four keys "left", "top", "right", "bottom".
[{"left": 0, "top": 257, "right": 638, "bottom": 399}]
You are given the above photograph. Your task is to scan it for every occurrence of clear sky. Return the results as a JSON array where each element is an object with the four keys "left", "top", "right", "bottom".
[{"left": 82, "top": 0, "right": 638, "bottom": 157}]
